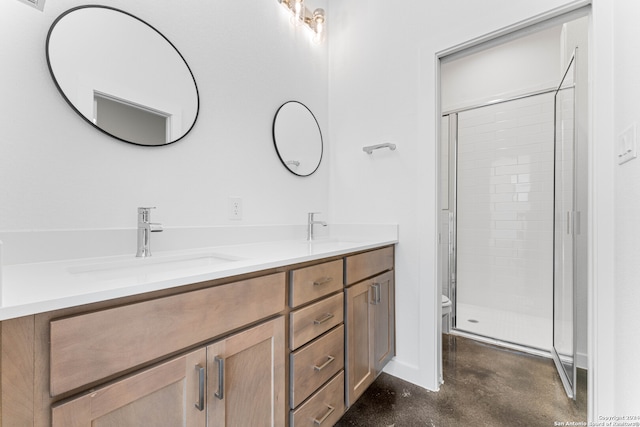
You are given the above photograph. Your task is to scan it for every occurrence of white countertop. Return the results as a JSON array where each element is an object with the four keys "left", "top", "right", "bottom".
[{"left": 0, "top": 226, "right": 397, "bottom": 321}]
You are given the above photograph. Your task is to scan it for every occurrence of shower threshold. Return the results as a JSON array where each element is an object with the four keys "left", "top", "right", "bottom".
[{"left": 449, "top": 328, "right": 552, "bottom": 360}]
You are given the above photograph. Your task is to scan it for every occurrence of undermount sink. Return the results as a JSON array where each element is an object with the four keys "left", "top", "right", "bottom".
[{"left": 68, "top": 252, "right": 242, "bottom": 280}]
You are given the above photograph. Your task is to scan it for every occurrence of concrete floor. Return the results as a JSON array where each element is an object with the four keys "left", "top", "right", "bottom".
[{"left": 336, "top": 334, "right": 587, "bottom": 426}]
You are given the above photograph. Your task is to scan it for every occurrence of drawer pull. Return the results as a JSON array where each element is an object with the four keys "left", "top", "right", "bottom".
[
  {"left": 313, "top": 313, "right": 335, "bottom": 325},
  {"left": 313, "top": 355, "right": 336, "bottom": 372},
  {"left": 214, "top": 356, "right": 225, "bottom": 400},
  {"left": 313, "top": 405, "right": 335, "bottom": 426},
  {"left": 313, "top": 277, "right": 333, "bottom": 286},
  {"left": 195, "top": 365, "right": 205, "bottom": 411}
]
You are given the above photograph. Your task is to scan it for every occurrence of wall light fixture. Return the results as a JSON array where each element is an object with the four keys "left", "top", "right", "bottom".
[{"left": 278, "top": 0, "right": 325, "bottom": 43}]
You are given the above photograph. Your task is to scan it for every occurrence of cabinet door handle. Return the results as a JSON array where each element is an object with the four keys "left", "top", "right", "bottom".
[
  {"left": 313, "top": 277, "right": 333, "bottom": 286},
  {"left": 313, "top": 313, "right": 335, "bottom": 325},
  {"left": 313, "top": 405, "right": 335, "bottom": 426},
  {"left": 195, "top": 365, "right": 205, "bottom": 411},
  {"left": 313, "top": 355, "right": 336, "bottom": 372},
  {"left": 370, "top": 283, "right": 380, "bottom": 305},
  {"left": 375, "top": 283, "right": 381, "bottom": 304},
  {"left": 214, "top": 356, "right": 224, "bottom": 400}
]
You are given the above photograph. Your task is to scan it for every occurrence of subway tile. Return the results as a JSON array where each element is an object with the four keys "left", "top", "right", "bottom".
[
  {"left": 494, "top": 164, "right": 531, "bottom": 176},
  {"left": 494, "top": 220, "right": 524, "bottom": 230}
]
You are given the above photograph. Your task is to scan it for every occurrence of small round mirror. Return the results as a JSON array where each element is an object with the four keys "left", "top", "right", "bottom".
[
  {"left": 272, "top": 101, "right": 323, "bottom": 177},
  {"left": 46, "top": 6, "right": 199, "bottom": 146}
]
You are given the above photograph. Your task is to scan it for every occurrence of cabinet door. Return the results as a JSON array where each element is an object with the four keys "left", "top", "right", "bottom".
[
  {"left": 345, "top": 280, "right": 375, "bottom": 406},
  {"left": 51, "top": 348, "right": 207, "bottom": 427},
  {"left": 372, "top": 270, "right": 395, "bottom": 375},
  {"left": 345, "top": 271, "right": 395, "bottom": 407},
  {"left": 207, "top": 316, "right": 285, "bottom": 427}
]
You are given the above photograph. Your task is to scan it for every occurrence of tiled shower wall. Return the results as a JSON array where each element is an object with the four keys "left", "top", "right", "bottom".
[{"left": 456, "top": 93, "right": 554, "bottom": 326}]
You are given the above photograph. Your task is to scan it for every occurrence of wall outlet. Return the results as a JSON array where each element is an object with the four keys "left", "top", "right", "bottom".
[{"left": 228, "top": 197, "right": 243, "bottom": 220}]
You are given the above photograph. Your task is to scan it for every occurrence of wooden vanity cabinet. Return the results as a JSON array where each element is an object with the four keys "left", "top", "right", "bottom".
[
  {"left": 345, "top": 248, "right": 395, "bottom": 407},
  {"left": 1, "top": 272, "right": 287, "bottom": 427},
  {"left": 0, "top": 244, "right": 395, "bottom": 427}
]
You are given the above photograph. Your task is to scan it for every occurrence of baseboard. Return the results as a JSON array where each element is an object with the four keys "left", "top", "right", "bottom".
[
  {"left": 576, "top": 351, "right": 588, "bottom": 370},
  {"left": 382, "top": 358, "right": 438, "bottom": 392}
]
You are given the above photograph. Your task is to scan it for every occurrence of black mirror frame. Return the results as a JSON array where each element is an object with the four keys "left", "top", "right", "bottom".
[
  {"left": 45, "top": 5, "right": 200, "bottom": 147},
  {"left": 272, "top": 101, "right": 324, "bottom": 177}
]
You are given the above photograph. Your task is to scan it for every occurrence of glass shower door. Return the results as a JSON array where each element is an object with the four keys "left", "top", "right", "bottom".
[{"left": 552, "top": 51, "right": 577, "bottom": 400}]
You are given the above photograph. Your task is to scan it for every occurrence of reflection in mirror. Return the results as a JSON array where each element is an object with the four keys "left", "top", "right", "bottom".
[
  {"left": 272, "top": 101, "right": 323, "bottom": 177},
  {"left": 46, "top": 6, "right": 199, "bottom": 146},
  {"left": 94, "top": 93, "right": 170, "bottom": 145}
]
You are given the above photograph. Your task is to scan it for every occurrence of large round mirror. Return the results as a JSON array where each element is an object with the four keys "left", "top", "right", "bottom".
[
  {"left": 272, "top": 101, "right": 323, "bottom": 177},
  {"left": 46, "top": 6, "right": 199, "bottom": 146}
]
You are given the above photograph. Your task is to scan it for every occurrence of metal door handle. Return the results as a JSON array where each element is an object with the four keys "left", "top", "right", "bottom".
[
  {"left": 195, "top": 365, "right": 205, "bottom": 411},
  {"left": 370, "top": 283, "right": 381, "bottom": 304},
  {"left": 313, "top": 405, "right": 335, "bottom": 425},
  {"left": 313, "top": 277, "right": 333, "bottom": 286},
  {"left": 314, "top": 313, "right": 335, "bottom": 325},
  {"left": 214, "top": 356, "right": 224, "bottom": 400},
  {"left": 313, "top": 355, "right": 335, "bottom": 372}
]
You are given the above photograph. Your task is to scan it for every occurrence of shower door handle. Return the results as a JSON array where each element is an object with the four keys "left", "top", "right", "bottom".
[{"left": 566, "top": 211, "right": 580, "bottom": 235}]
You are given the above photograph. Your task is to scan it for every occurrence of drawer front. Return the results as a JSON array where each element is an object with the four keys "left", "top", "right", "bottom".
[
  {"left": 291, "top": 371, "right": 345, "bottom": 427},
  {"left": 345, "top": 246, "right": 394, "bottom": 286},
  {"left": 290, "top": 259, "right": 344, "bottom": 308},
  {"left": 290, "top": 293, "right": 343, "bottom": 350},
  {"left": 290, "top": 325, "right": 344, "bottom": 408},
  {"left": 50, "top": 272, "right": 286, "bottom": 396}
]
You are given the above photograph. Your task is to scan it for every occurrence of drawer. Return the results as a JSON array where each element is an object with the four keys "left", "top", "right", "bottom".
[
  {"left": 290, "top": 293, "right": 343, "bottom": 350},
  {"left": 290, "top": 325, "right": 344, "bottom": 408},
  {"left": 345, "top": 246, "right": 394, "bottom": 286},
  {"left": 50, "top": 272, "right": 286, "bottom": 396},
  {"left": 290, "top": 259, "right": 344, "bottom": 308},
  {"left": 291, "top": 371, "right": 345, "bottom": 427}
]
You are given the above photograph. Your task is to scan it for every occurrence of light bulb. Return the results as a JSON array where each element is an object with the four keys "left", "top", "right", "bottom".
[
  {"left": 292, "top": 0, "right": 304, "bottom": 25},
  {"left": 312, "top": 8, "right": 325, "bottom": 43}
]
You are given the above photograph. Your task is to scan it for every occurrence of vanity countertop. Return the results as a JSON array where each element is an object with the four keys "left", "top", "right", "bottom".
[{"left": 0, "top": 235, "right": 397, "bottom": 321}]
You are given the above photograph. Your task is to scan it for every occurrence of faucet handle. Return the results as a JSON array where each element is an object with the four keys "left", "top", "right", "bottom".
[{"left": 138, "top": 207, "right": 157, "bottom": 223}]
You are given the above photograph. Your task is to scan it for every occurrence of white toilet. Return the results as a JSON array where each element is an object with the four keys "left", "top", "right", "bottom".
[{"left": 442, "top": 295, "right": 452, "bottom": 334}]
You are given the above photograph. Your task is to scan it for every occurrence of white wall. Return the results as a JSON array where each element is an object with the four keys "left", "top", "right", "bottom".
[
  {"left": 0, "top": 0, "right": 328, "bottom": 231},
  {"left": 612, "top": 1, "right": 640, "bottom": 414},
  {"left": 441, "top": 25, "right": 562, "bottom": 112},
  {"left": 328, "top": 0, "right": 620, "bottom": 419}
]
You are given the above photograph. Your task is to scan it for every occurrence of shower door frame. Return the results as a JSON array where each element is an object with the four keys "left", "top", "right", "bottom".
[
  {"left": 444, "top": 88, "right": 559, "bottom": 351},
  {"left": 551, "top": 49, "right": 579, "bottom": 400}
]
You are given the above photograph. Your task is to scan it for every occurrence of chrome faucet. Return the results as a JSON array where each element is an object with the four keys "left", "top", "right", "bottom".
[
  {"left": 307, "top": 212, "right": 327, "bottom": 242},
  {"left": 136, "top": 207, "right": 163, "bottom": 257}
]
